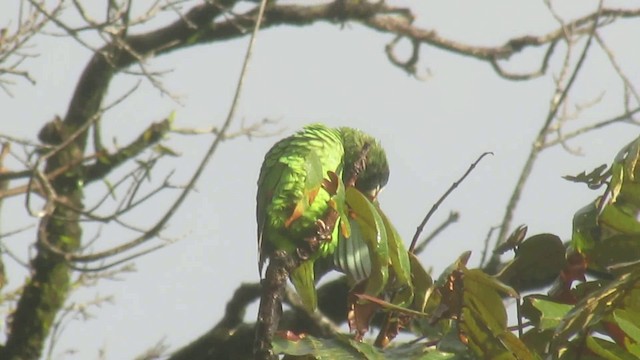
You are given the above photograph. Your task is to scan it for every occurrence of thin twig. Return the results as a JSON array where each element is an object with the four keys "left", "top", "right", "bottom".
[
  {"left": 479, "top": 225, "right": 500, "bottom": 268},
  {"left": 413, "top": 211, "right": 459, "bottom": 255},
  {"left": 409, "top": 152, "right": 493, "bottom": 253},
  {"left": 37, "top": 0, "right": 269, "bottom": 265},
  {"left": 595, "top": 32, "right": 640, "bottom": 105},
  {"left": 544, "top": 107, "right": 640, "bottom": 149},
  {"left": 493, "top": 1, "right": 603, "bottom": 255}
]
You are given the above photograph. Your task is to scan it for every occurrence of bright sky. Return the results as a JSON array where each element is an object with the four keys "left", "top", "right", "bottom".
[{"left": 1, "top": 1, "right": 639, "bottom": 359}]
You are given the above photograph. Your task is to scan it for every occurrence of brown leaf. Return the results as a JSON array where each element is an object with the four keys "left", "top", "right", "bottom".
[{"left": 347, "top": 283, "right": 379, "bottom": 341}]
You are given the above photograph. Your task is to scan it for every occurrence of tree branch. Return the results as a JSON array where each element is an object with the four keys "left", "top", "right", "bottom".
[
  {"left": 489, "top": 1, "right": 604, "bottom": 274},
  {"left": 84, "top": 117, "right": 172, "bottom": 183}
]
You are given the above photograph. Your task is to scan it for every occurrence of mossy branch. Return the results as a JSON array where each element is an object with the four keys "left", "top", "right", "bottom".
[{"left": 84, "top": 117, "right": 172, "bottom": 183}]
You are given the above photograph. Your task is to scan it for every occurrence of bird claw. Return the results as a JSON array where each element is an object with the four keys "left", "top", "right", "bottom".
[
  {"left": 296, "top": 247, "right": 311, "bottom": 261},
  {"left": 296, "top": 217, "right": 336, "bottom": 261},
  {"left": 315, "top": 219, "right": 332, "bottom": 241}
]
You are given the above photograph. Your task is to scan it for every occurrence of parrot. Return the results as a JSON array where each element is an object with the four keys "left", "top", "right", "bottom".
[{"left": 256, "top": 123, "right": 389, "bottom": 311}]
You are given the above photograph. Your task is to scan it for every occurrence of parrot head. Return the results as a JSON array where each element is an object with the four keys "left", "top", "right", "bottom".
[{"left": 339, "top": 127, "right": 390, "bottom": 199}]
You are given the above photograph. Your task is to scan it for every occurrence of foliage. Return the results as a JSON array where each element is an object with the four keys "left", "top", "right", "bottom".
[{"left": 273, "top": 136, "right": 640, "bottom": 359}]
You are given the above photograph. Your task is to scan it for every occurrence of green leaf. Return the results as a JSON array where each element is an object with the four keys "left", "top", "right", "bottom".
[
  {"left": 607, "top": 161, "right": 624, "bottom": 205},
  {"left": 614, "top": 309, "right": 640, "bottom": 344},
  {"left": 345, "top": 187, "right": 389, "bottom": 297},
  {"left": 607, "top": 137, "right": 640, "bottom": 207},
  {"left": 571, "top": 200, "right": 640, "bottom": 272},
  {"left": 571, "top": 201, "right": 599, "bottom": 253},
  {"left": 466, "top": 269, "right": 518, "bottom": 299},
  {"left": 627, "top": 342, "right": 640, "bottom": 358},
  {"left": 385, "top": 342, "right": 456, "bottom": 360},
  {"left": 571, "top": 136, "right": 640, "bottom": 272},
  {"left": 522, "top": 295, "right": 572, "bottom": 330},
  {"left": 600, "top": 203, "right": 640, "bottom": 235},
  {"left": 272, "top": 333, "right": 362, "bottom": 359},
  {"left": 273, "top": 333, "right": 456, "bottom": 360},
  {"left": 620, "top": 138, "right": 640, "bottom": 179},
  {"left": 586, "top": 336, "right": 637, "bottom": 360},
  {"left": 496, "top": 233, "right": 565, "bottom": 291},
  {"left": 563, "top": 163, "right": 609, "bottom": 189},
  {"left": 521, "top": 328, "right": 554, "bottom": 357},
  {"left": 460, "top": 269, "right": 533, "bottom": 359},
  {"left": 589, "top": 234, "right": 640, "bottom": 272},
  {"left": 409, "top": 252, "right": 434, "bottom": 313},
  {"left": 343, "top": 336, "right": 386, "bottom": 360},
  {"left": 463, "top": 271, "right": 508, "bottom": 331},
  {"left": 377, "top": 204, "right": 414, "bottom": 307},
  {"left": 558, "top": 344, "right": 605, "bottom": 360},
  {"left": 553, "top": 270, "right": 640, "bottom": 346}
]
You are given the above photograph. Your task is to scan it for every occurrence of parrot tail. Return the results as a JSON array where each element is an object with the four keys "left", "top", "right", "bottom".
[{"left": 290, "top": 260, "right": 317, "bottom": 312}]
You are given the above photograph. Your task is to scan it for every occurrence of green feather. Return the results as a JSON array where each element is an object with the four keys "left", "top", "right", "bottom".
[
  {"left": 257, "top": 124, "right": 344, "bottom": 309},
  {"left": 339, "top": 127, "right": 389, "bottom": 196},
  {"left": 256, "top": 123, "right": 391, "bottom": 311},
  {"left": 290, "top": 261, "right": 318, "bottom": 311}
]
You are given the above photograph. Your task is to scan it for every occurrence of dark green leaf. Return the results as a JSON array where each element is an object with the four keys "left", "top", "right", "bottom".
[
  {"left": 520, "top": 328, "right": 554, "bottom": 357},
  {"left": 496, "top": 233, "right": 565, "bottom": 291},
  {"left": 614, "top": 309, "right": 640, "bottom": 344},
  {"left": 272, "top": 333, "right": 363, "bottom": 359},
  {"left": 460, "top": 269, "right": 533, "bottom": 359},
  {"left": 563, "top": 164, "right": 609, "bottom": 189},
  {"left": 586, "top": 336, "right": 637, "bottom": 360},
  {"left": 588, "top": 234, "right": 640, "bottom": 272},
  {"left": 521, "top": 295, "right": 572, "bottom": 330}
]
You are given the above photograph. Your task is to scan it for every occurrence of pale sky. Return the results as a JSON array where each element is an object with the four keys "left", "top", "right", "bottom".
[{"left": 1, "top": 1, "right": 639, "bottom": 359}]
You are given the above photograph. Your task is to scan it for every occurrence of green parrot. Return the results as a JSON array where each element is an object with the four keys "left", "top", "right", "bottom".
[{"left": 256, "top": 123, "right": 389, "bottom": 311}]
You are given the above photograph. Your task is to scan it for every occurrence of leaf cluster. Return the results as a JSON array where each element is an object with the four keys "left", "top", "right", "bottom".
[{"left": 272, "top": 137, "right": 640, "bottom": 359}]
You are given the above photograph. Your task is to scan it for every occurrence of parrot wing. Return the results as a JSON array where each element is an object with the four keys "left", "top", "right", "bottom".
[{"left": 256, "top": 124, "right": 344, "bottom": 277}]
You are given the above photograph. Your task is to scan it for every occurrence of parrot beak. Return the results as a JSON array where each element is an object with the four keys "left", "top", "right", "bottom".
[{"left": 366, "top": 185, "right": 382, "bottom": 202}]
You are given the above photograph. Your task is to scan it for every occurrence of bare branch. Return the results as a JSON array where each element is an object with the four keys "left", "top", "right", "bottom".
[
  {"left": 544, "top": 107, "right": 640, "bottom": 149},
  {"left": 594, "top": 31, "right": 640, "bottom": 106},
  {"left": 490, "top": 0, "right": 604, "bottom": 273},
  {"left": 409, "top": 152, "right": 492, "bottom": 253},
  {"left": 172, "top": 118, "right": 283, "bottom": 140},
  {"left": 385, "top": 36, "right": 421, "bottom": 77},
  {"left": 29, "top": 0, "right": 267, "bottom": 266},
  {"left": 0, "top": 0, "right": 62, "bottom": 93},
  {"left": 413, "top": 211, "right": 460, "bottom": 255},
  {"left": 84, "top": 117, "right": 172, "bottom": 183}
]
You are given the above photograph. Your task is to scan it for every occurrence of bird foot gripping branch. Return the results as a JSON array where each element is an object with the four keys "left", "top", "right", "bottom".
[{"left": 297, "top": 217, "right": 335, "bottom": 259}]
